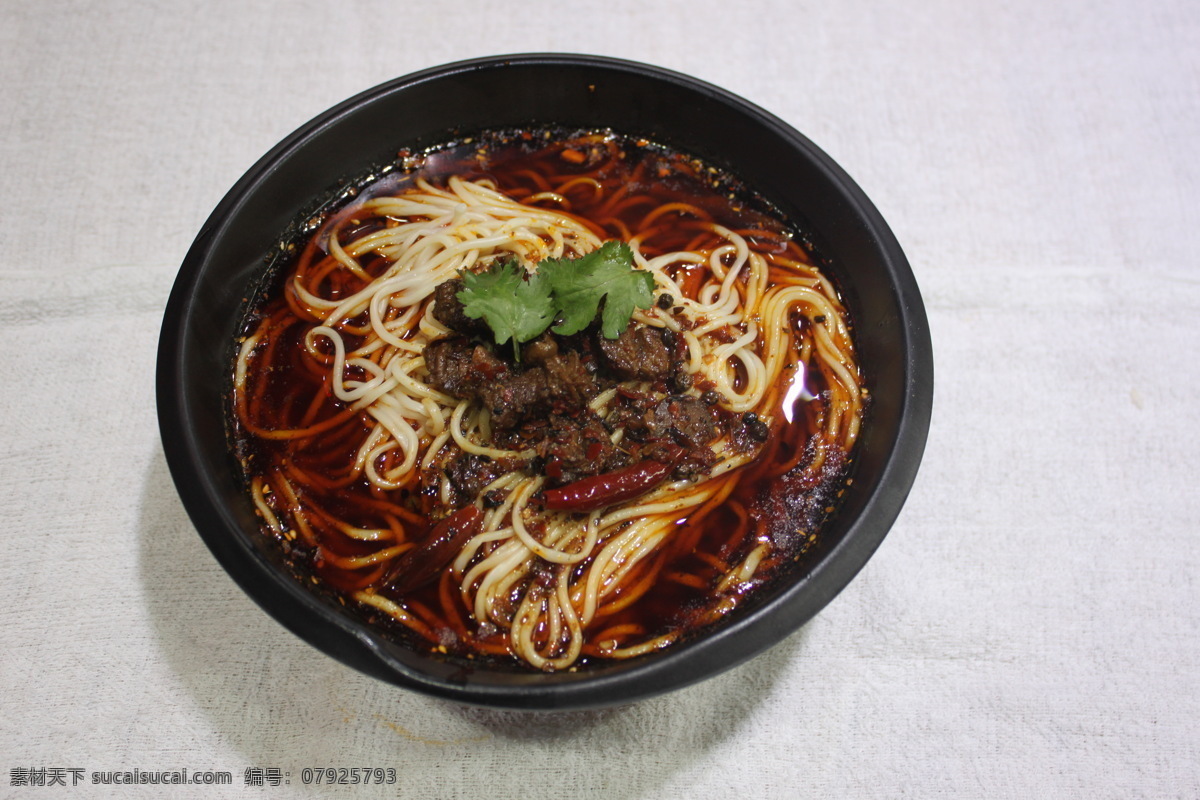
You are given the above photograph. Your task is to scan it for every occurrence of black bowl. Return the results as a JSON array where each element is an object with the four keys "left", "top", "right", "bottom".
[{"left": 157, "top": 54, "right": 932, "bottom": 710}]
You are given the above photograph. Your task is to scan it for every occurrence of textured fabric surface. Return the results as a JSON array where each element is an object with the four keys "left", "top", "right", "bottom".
[{"left": 2, "top": 0, "right": 1197, "bottom": 797}]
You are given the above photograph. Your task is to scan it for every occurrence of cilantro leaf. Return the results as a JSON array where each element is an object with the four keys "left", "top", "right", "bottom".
[
  {"left": 456, "top": 259, "right": 554, "bottom": 359},
  {"left": 538, "top": 241, "right": 657, "bottom": 338}
]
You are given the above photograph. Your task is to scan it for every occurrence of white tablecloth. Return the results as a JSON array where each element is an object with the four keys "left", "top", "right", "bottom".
[{"left": 3, "top": 0, "right": 1197, "bottom": 796}]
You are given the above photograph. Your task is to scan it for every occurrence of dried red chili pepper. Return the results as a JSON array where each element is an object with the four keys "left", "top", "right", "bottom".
[
  {"left": 384, "top": 504, "right": 483, "bottom": 594},
  {"left": 543, "top": 445, "right": 684, "bottom": 512}
]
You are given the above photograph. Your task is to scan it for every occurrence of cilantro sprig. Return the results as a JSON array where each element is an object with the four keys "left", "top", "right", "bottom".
[
  {"left": 456, "top": 241, "right": 656, "bottom": 358},
  {"left": 454, "top": 259, "right": 555, "bottom": 358},
  {"left": 539, "top": 241, "right": 657, "bottom": 338}
]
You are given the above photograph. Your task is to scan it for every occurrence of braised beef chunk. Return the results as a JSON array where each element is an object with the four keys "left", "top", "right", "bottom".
[
  {"left": 424, "top": 336, "right": 477, "bottom": 395},
  {"left": 539, "top": 351, "right": 596, "bottom": 405},
  {"left": 652, "top": 396, "right": 717, "bottom": 449},
  {"left": 597, "top": 323, "right": 673, "bottom": 382},
  {"left": 601, "top": 392, "right": 714, "bottom": 443},
  {"left": 478, "top": 370, "right": 552, "bottom": 429},
  {"left": 433, "top": 278, "right": 488, "bottom": 336},
  {"left": 536, "top": 412, "right": 620, "bottom": 486},
  {"left": 643, "top": 396, "right": 719, "bottom": 477},
  {"left": 477, "top": 349, "right": 598, "bottom": 430},
  {"left": 425, "top": 336, "right": 508, "bottom": 397},
  {"left": 444, "top": 452, "right": 504, "bottom": 508}
]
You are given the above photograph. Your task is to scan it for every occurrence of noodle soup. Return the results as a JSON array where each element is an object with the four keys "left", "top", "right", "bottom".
[{"left": 231, "top": 129, "right": 864, "bottom": 671}]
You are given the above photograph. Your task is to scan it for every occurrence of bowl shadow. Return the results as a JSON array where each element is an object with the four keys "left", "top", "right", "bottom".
[{"left": 138, "top": 445, "right": 806, "bottom": 798}]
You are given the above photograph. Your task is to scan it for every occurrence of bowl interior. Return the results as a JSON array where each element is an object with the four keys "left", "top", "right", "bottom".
[{"left": 158, "top": 54, "right": 932, "bottom": 710}]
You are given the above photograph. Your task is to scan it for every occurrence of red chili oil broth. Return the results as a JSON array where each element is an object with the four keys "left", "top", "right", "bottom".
[{"left": 231, "top": 128, "right": 854, "bottom": 669}]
